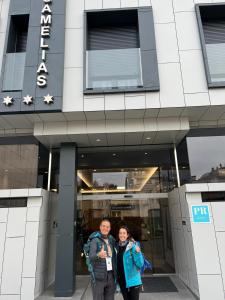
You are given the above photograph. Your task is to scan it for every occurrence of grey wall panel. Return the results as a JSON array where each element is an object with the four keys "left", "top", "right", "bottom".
[
  {"left": 55, "top": 143, "right": 77, "bottom": 297},
  {"left": 138, "top": 8, "right": 156, "bottom": 51},
  {"left": 29, "top": 0, "right": 42, "bottom": 26},
  {"left": 51, "top": 0, "right": 66, "bottom": 15},
  {"left": 141, "top": 50, "right": 160, "bottom": 89},
  {"left": 35, "top": 54, "right": 64, "bottom": 98},
  {"left": 25, "top": 26, "right": 40, "bottom": 67},
  {"left": 0, "top": 0, "right": 65, "bottom": 114},
  {"left": 0, "top": 97, "right": 21, "bottom": 113},
  {"left": 9, "top": 0, "right": 31, "bottom": 15},
  {"left": 22, "top": 66, "right": 37, "bottom": 96},
  {"left": 34, "top": 96, "right": 62, "bottom": 112},
  {"left": 138, "top": 8, "right": 160, "bottom": 90},
  {"left": 55, "top": 236, "right": 75, "bottom": 297},
  {"left": 44, "top": 14, "right": 65, "bottom": 54},
  {"left": 56, "top": 186, "right": 76, "bottom": 235}
]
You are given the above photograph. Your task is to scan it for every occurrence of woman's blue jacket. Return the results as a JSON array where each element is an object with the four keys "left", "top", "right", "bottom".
[{"left": 118, "top": 240, "right": 144, "bottom": 288}]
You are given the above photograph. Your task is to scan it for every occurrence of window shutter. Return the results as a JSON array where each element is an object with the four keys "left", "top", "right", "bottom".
[{"left": 88, "top": 25, "right": 139, "bottom": 50}]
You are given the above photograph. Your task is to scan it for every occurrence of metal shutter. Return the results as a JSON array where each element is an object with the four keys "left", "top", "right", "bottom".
[
  {"left": 16, "top": 30, "right": 28, "bottom": 52},
  {"left": 88, "top": 25, "right": 139, "bottom": 50},
  {"left": 203, "top": 20, "right": 225, "bottom": 44}
]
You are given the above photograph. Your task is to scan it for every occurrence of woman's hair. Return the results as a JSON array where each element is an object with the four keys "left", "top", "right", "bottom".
[{"left": 118, "top": 225, "right": 133, "bottom": 241}]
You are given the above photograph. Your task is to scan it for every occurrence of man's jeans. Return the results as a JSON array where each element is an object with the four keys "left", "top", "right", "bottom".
[{"left": 92, "top": 271, "right": 116, "bottom": 300}]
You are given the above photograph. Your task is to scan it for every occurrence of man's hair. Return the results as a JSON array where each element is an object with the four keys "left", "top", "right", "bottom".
[{"left": 100, "top": 217, "right": 111, "bottom": 225}]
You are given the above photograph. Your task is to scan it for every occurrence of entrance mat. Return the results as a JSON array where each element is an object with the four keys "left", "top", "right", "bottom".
[{"left": 141, "top": 276, "right": 178, "bottom": 293}]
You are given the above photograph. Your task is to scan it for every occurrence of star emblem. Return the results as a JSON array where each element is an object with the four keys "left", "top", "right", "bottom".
[
  {"left": 3, "top": 96, "right": 13, "bottom": 106},
  {"left": 23, "top": 95, "right": 33, "bottom": 105},
  {"left": 44, "top": 94, "right": 54, "bottom": 104}
]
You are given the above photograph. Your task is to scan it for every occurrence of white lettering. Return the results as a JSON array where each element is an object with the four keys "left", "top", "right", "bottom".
[
  {"left": 40, "top": 37, "right": 49, "bottom": 49},
  {"left": 41, "top": 26, "right": 50, "bottom": 37},
  {"left": 40, "top": 14, "right": 52, "bottom": 25},
  {"left": 42, "top": 50, "right": 46, "bottom": 61},
  {"left": 37, "top": 62, "right": 48, "bottom": 74},
  {"left": 42, "top": 4, "right": 52, "bottom": 14},
  {"left": 37, "top": 0, "right": 53, "bottom": 88},
  {"left": 37, "top": 75, "right": 47, "bottom": 87}
]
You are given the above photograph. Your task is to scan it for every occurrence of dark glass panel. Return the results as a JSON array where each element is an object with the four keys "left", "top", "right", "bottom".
[{"left": 187, "top": 136, "right": 225, "bottom": 183}]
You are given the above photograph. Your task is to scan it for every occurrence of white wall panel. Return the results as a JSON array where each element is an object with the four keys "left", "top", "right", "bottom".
[
  {"left": 65, "top": 0, "right": 84, "bottom": 29},
  {"left": 217, "top": 232, "right": 225, "bottom": 290},
  {"left": 155, "top": 23, "right": 179, "bottom": 63},
  {"left": 103, "top": 0, "right": 120, "bottom": 8},
  {"left": 175, "top": 12, "right": 201, "bottom": 50},
  {"left": 173, "top": 0, "right": 194, "bottom": 12},
  {"left": 6, "top": 208, "right": 26, "bottom": 237},
  {"left": 159, "top": 63, "right": 185, "bottom": 107},
  {"left": 211, "top": 202, "right": 225, "bottom": 232},
  {"left": 151, "top": 0, "right": 174, "bottom": 23},
  {"left": 198, "top": 275, "right": 224, "bottom": 300},
  {"left": 180, "top": 50, "right": 208, "bottom": 94},
  {"left": 64, "top": 29, "right": 83, "bottom": 68},
  {"left": 85, "top": 0, "right": 102, "bottom": 10},
  {"left": 22, "top": 222, "right": 39, "bottom": 277},
  {"left": 0, "top": 223, "right": 6, "bottom": 276},
  {"left": 121, "top": 0, "right": 138, "bottom": 7},
  {"left": 1, "top": 237, "right": 24, "bottom": 294}
]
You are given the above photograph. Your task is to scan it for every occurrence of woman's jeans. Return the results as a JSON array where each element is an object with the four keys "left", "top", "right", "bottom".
[{"left": 119, "top": 281, "right": 140, "bottom": 300}]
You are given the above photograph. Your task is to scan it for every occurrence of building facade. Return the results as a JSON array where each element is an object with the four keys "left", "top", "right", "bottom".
[{"left": 0, "top": 0, "right": 225, "bottom": 299}]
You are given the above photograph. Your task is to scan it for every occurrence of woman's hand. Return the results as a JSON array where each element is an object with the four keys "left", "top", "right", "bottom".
[{"left": 135, "top": 245, "right": 141, "bottom": 253}]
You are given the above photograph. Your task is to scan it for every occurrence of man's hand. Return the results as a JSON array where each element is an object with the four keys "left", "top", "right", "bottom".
[{"left": 98, "top": 245, "right": 107, "bottom": 259}]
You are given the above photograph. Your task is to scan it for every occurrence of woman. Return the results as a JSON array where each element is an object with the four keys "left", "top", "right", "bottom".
[{"left": 116, "top": 226, "right": 144, "bottom": 300}]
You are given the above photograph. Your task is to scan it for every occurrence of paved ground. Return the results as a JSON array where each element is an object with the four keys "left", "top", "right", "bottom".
[{"left": 37, "top": 275, "right": 197, "bottom": 300}]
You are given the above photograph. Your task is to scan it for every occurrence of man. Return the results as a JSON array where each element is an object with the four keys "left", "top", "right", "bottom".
[{"left": 89, "top": 218, "right": 116, "bottom": 300}]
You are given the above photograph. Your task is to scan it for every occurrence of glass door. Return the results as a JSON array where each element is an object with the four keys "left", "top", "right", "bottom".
[{"left": 76, "top": 196, "right": 175, "bottom": 275}]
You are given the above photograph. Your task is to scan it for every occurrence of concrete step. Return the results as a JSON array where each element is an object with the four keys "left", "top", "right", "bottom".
[{"left": 36, "top": 276, "right": 90, "bottom": 300}]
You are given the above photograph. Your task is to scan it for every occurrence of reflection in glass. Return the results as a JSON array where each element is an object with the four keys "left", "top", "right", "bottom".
[
  {"left": 0, "top": 144, "right": 38, "bottom": 189},
  {"left": 86, "top": 48, "right": 143, "bottom": 90},
  {"left": 187, "top": 136, "right": 225, "bottom": 183},
  {"left": 176, "top": 138, "right": 191, "bottom": 186},
  {"left": 202, "top": 18, "right": 225, "bottom": 84},
  {"left": 77, "top": 167, "right": 174, "bottom": 194},
  {"left": 3, "top": 53, "right": 26, "bottom": 90},
  {"left": 76, "top": 198, "right": 175, "bottom": 274},
  {"left": 206, "top": 43, "right": 225, "bottom": 82}
]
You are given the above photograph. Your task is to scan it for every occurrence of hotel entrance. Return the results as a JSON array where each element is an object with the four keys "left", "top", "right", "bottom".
[
  {"left": 76, "top": 194, "right": 175, "bottom": 274},
  {"left": 75, "top": 149, "right": 176, "bottom": 275}
]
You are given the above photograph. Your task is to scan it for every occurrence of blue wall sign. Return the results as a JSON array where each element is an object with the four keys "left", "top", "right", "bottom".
[{"left": 192, "top": 205, "right": 210, "bottom": 223}]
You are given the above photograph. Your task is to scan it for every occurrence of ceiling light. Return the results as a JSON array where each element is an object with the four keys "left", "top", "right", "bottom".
[
  {"left": 146, "top": 137, "right": 151, "bottom": 140},
  {"left": 112, "top": 153, "right": 116, "bottom": 157},
  {"left": 96, "top": 138, "right": 101, "bottom": 142}
]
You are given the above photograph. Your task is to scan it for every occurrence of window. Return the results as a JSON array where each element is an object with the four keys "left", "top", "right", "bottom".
[
  {"left": 0, "top": 137, "right": 49, "bottom": 189},
  {"left": 84, "top": 8, "right": 159, "bottom": 94},
  {"left": 2, "top": 15, "right": 29, "bottom": 91},
  {"left": 0, "top": 198, "right": 27, "bottom": 208},
  {"left": 202, "top": 192, "right": 225, "bottom": 202},
  {"left": 196, "top": 4, "right": 225, "bottom": 87},
  {"left": 185, "top": 135, "right": 225, "bottom": 183}
]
